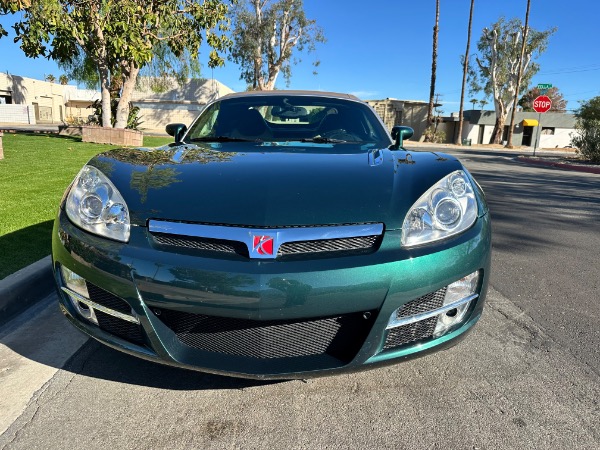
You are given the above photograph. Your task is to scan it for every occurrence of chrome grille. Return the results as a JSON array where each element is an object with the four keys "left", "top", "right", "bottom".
[{"left": 148, "top": 221, "right": 382, "bottom": 259}]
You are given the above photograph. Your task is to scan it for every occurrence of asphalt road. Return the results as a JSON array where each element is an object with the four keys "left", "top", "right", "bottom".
[{"left": 1, "top": 149, "right": 599, "bottom": 449}]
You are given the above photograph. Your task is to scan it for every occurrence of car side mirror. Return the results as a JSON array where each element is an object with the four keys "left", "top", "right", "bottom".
[
  {"left": 391, "top": 126, "right": 414, "bottom": 149},
  {"left": 166, "top": 123, "right": 187, "bottom": 143}
]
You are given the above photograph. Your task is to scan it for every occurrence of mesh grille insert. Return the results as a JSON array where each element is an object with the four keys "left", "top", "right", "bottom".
[
  {"left": 152, "top": 233, "right": 247, "bottom": 256},
  {"left": 95, "top": 310, "right": 145, "bottom": 346},
  {"left": 384, "top": 317, "right": 438, "bottom": 349},
  {"left": 86, "top": 282, "right": 132, "bottom": 314},
  {"left": 156, "top": 309, "right": 376, "bottom": 363},
  {"left": 396, "top": 288, "right": 447, "bottom": 318},
  {"left": 278, "top": 235, "right": 379, "bottom": 256}
]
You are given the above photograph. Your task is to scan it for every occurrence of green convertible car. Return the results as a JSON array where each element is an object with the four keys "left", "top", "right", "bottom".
[{"left": 52, "top": 91, "right": 491, "bottom": 379}]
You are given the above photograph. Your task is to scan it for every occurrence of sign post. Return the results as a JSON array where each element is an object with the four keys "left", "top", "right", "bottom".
[{"left": 532, "top": 94, "right": 552, "bottom": 155}]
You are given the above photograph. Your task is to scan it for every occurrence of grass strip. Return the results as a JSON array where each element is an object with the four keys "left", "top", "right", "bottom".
[{"left": 0, "top": 133, "right": 171, "bottom": 279}]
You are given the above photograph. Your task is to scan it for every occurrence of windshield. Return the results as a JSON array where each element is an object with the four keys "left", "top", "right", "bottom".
[{"left": 185, "top": 95, "right": 392, "bottom": 147}]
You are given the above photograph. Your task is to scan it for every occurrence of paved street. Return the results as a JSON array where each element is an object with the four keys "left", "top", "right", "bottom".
[{"left": 1, "top": 148, "right": 599, "bottom": 449}]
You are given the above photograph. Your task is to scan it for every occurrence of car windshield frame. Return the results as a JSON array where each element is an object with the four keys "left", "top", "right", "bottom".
[{"left": 184, "top": 95, "right": 393, "bottom": 148}]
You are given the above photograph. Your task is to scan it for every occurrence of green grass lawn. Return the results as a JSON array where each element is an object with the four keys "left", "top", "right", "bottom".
[{"left": 0, "top": 133, "right": 172, "bottom": 279}]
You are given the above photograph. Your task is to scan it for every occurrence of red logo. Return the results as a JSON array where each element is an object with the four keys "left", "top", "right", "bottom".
[{"left": 252, "top": 235, "right": 274, "bottom": 255}]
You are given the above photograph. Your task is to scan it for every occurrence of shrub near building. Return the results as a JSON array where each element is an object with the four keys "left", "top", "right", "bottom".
[{"left": 571, "top": 96, "right": 600, "bottom": 163}]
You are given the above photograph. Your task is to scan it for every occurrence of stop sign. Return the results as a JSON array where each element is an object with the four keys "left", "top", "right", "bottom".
[{"left": 533, "top": 95, "right": 552, "bottom": 113}]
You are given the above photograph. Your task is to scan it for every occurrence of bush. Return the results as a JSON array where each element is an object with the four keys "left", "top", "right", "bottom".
[
  {"left": 88, "top": 100, "right": 144, "bottom": 130},
  {"left": 423, "top": 126, "right": 446, "bottom": 144},
  {"left": 571, "top": 120, "right": 600, "bottom": 163},
  {"left": 571, "top": 96, "right": 600, "bottom": 163}
]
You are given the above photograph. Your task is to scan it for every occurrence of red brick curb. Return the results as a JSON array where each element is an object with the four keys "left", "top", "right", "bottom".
[{"left": 517, "top": 156, "right": 600, "bottom": 174}]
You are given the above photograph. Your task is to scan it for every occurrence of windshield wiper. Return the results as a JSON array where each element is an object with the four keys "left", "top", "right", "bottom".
[
  {"left": 190, "top": 136, "right": 261, "bottom": 143},
  {"left": 301, "top": 137, "right": 349, "bottom": 144}
]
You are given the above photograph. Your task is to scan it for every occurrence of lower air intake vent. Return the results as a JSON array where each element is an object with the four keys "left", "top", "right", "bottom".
[
  {"left": 86, "top": 282, "right": 145, "bottom": 347},
  {"left": 156, "top": 309, "right": 376, "bottom": 363},
  {"left": 95, "top": 310, "right": 145, "bottom": 346},
  {"left": 384, "top": 287, "right": 447, "bottom": 350}
]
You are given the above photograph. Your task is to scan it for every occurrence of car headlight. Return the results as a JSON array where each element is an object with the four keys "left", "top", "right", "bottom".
[
  {"left": 402, "top": 170, "right": 477, "bottom": 247},
  {"left": 65, "top": 165, "right": 130, "bottom": 242}
]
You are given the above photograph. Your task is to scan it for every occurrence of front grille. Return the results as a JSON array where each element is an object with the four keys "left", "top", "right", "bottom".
[
  {"left": 278, "top": 235, "right": 379, "bottom": 256},
  {"left": 156, "top": 309, "right": 376, "bottom": 363},
  {"left": 95, "top": 310, "right": 145, "bottom": 346},
  {"left": 152, "top": 233, "right": 248, "bottom": 256},
  {"left": 149, "top": 221, "right": 383, "bottom": 260},
  {"left": 383, "top": 287, "right": 447, "bottom": 350},
  {"left": 86, "top": 282, "right": 133, "bottom": 314}
]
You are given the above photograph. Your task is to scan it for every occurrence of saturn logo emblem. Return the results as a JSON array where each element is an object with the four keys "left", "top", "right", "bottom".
[{"left": 252, "top": 235, "right": 274, "bottom": 256}]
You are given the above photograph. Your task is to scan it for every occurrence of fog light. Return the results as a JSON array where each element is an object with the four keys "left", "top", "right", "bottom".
[
  {"left": 60, "top": 266, "right": 98, "bottom": 325},
  {"left": 433, "top": 271, "right": 480, "bottom": 337}
]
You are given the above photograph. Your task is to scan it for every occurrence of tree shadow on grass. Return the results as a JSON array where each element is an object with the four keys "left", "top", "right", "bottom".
[{"left": 0, "top": 220, "right": 54, "bottom": 280}]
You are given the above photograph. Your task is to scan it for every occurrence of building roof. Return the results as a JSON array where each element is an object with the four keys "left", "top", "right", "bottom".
[
  {"left": 132, "top": 77, "right": 234, "bottom": 104},
  {"left": 463, "top": 109, "right": 576, "bottom": 128}
]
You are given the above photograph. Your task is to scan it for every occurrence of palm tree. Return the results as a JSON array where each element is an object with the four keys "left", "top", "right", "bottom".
[
  {"left": 59, "top": 74, "right": 69, "bottom": 85},
  {"left": 506, "top": 0, "right": 531, "bottom": 148},
  {"left": 470, "top": 99, "right": 478, "bottom": 109},
  {"left": 479, "top": 99, "right": 489, "bottom": 110},
  {"left": 455, "top": 0, "right": 475, "bottom": 145},
  {"left": 426, "top": 0, "right": 440, "bottom": 129},
  {"left": 45, "top": 74, "right": 56, "bottom": 83}
]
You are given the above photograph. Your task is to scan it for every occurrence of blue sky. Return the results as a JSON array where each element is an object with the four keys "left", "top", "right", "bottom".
[{"left": 1, "top": 0, "right": 599, "bottom": 113}]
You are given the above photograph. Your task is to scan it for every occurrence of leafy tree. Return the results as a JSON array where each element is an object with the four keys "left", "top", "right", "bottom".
[
  {"left": 229, "top": 0, "right": 325, "bottom": 90},
  {"left": 571, "top": 96, "right": 600, "bottom": 162},
  {"left": 505, "top": 0, "right": 530, "bottom": 148},
  {"left": 455, "top": 0, "right": 475, "bottom": 145},
  {"left": 519, "top": 86, "right": 567, "bottom": 112},
  {"left": 469, "top": 17, "right": 556, "bottom": 143},
  {"left": 1, "top": 0, "right": 232, "bottom": 128}
]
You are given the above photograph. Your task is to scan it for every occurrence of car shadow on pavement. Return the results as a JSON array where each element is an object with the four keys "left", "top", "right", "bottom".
[{"left": 63, "top": 339, "right": 284, "bottom": 391}]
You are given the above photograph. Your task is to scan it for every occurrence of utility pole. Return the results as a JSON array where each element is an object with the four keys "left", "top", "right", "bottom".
[{"left": 506, "top": 0, "right": 531, "bottom": 149}]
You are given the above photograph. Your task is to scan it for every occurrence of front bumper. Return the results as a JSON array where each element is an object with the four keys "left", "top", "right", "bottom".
[{"left": 52, "top": 209, "right": 491, "bottom": 379}]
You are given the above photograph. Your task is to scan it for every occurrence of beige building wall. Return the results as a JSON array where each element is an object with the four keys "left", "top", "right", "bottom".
[
  {"left": 132, "top": 77, "right": 234, "bottom": 132},
  {"left": 0, "top": 73, "right": 99, "bottom": 125}
]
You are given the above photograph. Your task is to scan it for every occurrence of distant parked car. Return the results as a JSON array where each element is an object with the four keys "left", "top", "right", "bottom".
[{"left": 52, "top": 91, "right": 491, "bottom": 379}]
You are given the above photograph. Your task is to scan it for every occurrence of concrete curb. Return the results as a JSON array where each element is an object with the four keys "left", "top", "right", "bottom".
[
  {"left": 517, "top": 156, "right": 600, "bottom": 174},
  {"left": 0, "top": 256, "right": 54, "bottom": 326}
]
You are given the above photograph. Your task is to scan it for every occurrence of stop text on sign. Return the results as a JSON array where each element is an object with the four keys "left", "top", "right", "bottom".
[{"left": 533, "top": 95, "right": 552, "bottom": 113}]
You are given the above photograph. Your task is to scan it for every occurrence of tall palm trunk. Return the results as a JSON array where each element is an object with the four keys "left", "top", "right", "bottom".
[
  {"left": 455, "top": 0, "right": 475, "bottom": 145},
  {"left": 426, "top": 0, "right": 440, "bottom": 135}
]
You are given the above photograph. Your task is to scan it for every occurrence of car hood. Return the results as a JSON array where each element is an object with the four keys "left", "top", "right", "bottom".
[{"left": 87, "top": 143, "right": 464, "bottom": 230}]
